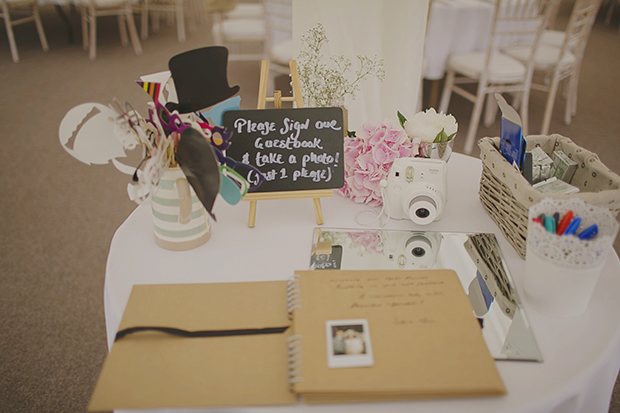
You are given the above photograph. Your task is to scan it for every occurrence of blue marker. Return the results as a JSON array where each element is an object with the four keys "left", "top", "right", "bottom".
[
  {"left": 577, "top": 224, "right": 598, "bottom": 240},
  {"left": 563, "top": 217, "right": 581, "bottom": 236},
  {"left": 544, "top": 215, "right": 556, "bottom": 234}
]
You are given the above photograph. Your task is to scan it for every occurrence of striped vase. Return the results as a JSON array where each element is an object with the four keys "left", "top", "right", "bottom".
[{"left": 151, "top": 167, "right": 211, "bottom": 251}]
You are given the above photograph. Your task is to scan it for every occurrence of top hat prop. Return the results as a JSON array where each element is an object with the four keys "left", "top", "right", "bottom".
[{"left": 166, "top": 46, "right": 240, "bottom": 114}]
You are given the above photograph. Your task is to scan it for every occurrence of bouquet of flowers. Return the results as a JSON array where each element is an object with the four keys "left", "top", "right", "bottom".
[
  {"left": 339, "top": 118, "right": 417, "bottom": 206},
  {"left": 398, "top": 108, "right": 457, "bottom": 160},
  {"left": 297, "top": 23, "right": 385, "bottom": 107},
  {"left": 339, "top": 109, "right": 457, "bottom": 206}
]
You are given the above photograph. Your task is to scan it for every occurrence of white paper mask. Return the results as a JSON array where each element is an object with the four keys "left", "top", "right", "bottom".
[{"left": 59, "top": 103, "right": 128, "bottom": 166}]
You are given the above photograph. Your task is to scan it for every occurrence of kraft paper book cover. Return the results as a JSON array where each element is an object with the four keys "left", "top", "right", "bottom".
[
  {"left": 89, "top": 270, "right": 505, "bottom": 411},
  {"left": 290, "top": 270, "right": 506, "bottom": 403},
  {"left": 88, "top": 281, "right": 296, "bottom": 410}
]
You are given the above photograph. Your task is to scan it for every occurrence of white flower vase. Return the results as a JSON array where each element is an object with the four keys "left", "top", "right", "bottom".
[
  {"left": 151, "top": 167, "right": 211, "bottom": 251},
  {"left": 429, "top": 139, "right": 454, "bottom": 162}
]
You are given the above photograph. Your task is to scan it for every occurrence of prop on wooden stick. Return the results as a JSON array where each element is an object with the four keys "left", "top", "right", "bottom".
[
  {"left": 58, "top": 46, "right": 265, "bottom": 249},
  {"left": 175, "top": 128, "right": 221, "bottom": 220},
  {"left": 166, "top": 46, "right": 240, "bottom": 114}
]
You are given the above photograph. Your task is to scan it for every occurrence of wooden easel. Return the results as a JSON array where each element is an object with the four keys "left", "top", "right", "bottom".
[{"left": 243, "top": 59, "right": 332, "bottom": 228}]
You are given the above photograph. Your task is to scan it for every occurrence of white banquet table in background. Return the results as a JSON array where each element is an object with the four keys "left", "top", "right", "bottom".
[
  {"left": 104, "top": 153, "right": 620, "bottom": 413},
  {"left": 424, "top": 0, "right": 495, "bottom": 81}
]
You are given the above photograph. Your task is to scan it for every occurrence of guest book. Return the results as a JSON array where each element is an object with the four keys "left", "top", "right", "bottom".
[{"left": 88, "top": 270, "right": 505, "bottom": 411}]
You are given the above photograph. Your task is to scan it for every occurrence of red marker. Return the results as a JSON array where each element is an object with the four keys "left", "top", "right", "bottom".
[
  {"left": 532, "top": 218, "right": 543, "bottom": 226},
  {"left": 556, "top": 210, "right": 574, "bottom": 235}
]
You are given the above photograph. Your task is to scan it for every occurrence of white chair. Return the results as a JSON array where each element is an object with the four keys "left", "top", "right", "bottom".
[
  {"left": 226, "top": 1, "right": 262, "bottom": 18},
  {"left": 139, "top": 0, "right": 196, "bottom": 42},
  {"left": 540, "top": 28, "right": 578, "bottom": 48},
  {"left": 506, "top": 0, "right": 602, "bottom": 134},
  {"left": 202, "top": 0, "right": 263, "bottom": 22},
  {"left": 81, "top": 0, "right": 143, "bottom": 60},
  {"left": 604, "top": 0, "right": 620, "bottom": 33},
  {"left": 439, "top": 0, "right": 560, "bottom": 154},
  {"left": 540, "top": 0, "right": 580, "bottom": 52},
  {"left": 1, "top": 0, "right": 48, "bottom": 63},
  {"left": 211, "top": 0, "right": 267, "bottom": 61}
]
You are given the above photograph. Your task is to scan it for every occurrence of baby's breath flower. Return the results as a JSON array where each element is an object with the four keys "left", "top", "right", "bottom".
[{"left": 297, "top": 24, "right": 385, "bottom": 107}]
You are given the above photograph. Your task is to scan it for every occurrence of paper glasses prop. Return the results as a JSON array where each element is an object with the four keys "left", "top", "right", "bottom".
[{"left": 219, "top": 165, "right": 249, "bottom": 205}]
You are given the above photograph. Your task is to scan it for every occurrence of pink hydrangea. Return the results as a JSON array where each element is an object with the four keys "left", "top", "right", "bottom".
[{"left": 338, "top": 118, "right": 417, "bottom": 206}]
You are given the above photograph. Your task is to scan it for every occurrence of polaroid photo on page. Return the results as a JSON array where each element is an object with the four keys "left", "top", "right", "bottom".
[{"left": 325, "top": 319, "right": 374, "bottom": 368}]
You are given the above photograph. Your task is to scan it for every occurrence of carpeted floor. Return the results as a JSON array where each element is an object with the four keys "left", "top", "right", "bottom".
[{"left": 1, "top": 1, "right": 619, "bottom": 412}]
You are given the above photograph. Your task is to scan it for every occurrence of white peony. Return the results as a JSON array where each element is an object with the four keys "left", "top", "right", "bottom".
[{"left": 403, "top": 108, "right": 458, "bottom": 143}]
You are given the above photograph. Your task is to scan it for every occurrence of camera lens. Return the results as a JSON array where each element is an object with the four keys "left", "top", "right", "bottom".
[
  {"left": 416, "top": 208, "right": 430, "bottom": 218},
  {"left": 411, "top": 247, "right": 426, "bottom": 257}
]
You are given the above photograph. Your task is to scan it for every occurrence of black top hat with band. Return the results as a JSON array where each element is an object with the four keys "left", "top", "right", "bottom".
[{"left": 166, "top": 46, "right": 240, "bottom": 114}]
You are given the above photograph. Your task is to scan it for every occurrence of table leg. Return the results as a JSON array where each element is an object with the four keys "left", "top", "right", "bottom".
[
  {"left": 313, "top": 198, "right": 324, "bottom": 225},
  {"left": 54, "top": 5, "right": 73, "bottom": 44},
  {"left": 248, "top": 200, "right": 257, "bottom": 228},
  {"left": 429, "top": 79, "right": 439, "bottom": 109}
]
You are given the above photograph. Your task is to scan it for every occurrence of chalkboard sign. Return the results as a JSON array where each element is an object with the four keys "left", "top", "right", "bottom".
[{"left": 223, "top": 107, "right": 345, "bottom": 193}]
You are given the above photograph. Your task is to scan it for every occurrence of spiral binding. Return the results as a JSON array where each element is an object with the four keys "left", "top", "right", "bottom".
[
  {"left": 286, "top": 274, "right": 304, "bottom": 385},
  {"left": 287, "top": 334, "right": 304, "bottom": 384},
  {"left": 286, "top": 274, "right": 302, "bottom": 317}
]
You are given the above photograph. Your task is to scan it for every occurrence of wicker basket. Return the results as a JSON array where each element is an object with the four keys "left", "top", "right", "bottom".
[{"left": 478, "top": 134, "right": 620, "bottom": 258}]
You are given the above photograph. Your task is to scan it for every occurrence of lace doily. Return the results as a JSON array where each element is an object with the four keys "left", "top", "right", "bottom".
[{"left": 527, "top": 198, "right": 619, "bottom": 267}]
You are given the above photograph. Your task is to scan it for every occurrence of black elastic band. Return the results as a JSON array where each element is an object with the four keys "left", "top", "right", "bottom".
[{"left": 114, "top": 326, "right": 289, "bottom": 342}]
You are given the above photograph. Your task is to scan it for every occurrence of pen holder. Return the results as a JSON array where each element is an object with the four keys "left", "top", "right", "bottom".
[{"left": 524, "top": 198, "right": 619, "bottom": 317}]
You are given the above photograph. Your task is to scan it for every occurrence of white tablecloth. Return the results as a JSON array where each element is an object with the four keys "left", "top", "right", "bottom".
[
  {"left": 104, "top": 153, "right": 620, "bottom": 413},
  {"left": 424, "top": 0, "right": 495, "bottom": 80}
]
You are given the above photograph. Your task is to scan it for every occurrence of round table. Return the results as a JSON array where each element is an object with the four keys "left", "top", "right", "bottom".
[{"left": 104, "top": 153, "right": 620, "bottom": 413}]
